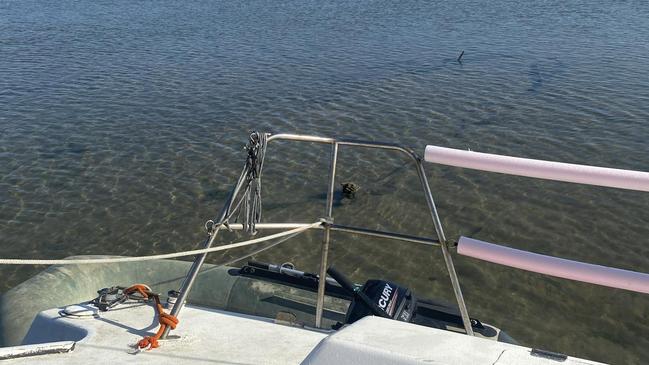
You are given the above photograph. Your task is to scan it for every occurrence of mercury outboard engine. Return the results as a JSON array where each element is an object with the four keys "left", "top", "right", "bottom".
[
  {"left": 327, "top": 266, "right": 417, "bottom": 324},
  {"left": 239, "top": 261, "right": 515, "bottom": 343}
]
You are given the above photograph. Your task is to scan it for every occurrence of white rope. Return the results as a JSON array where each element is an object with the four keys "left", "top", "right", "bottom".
[{"left": 0, "top": 221, "right": 322, "bottom": 266}]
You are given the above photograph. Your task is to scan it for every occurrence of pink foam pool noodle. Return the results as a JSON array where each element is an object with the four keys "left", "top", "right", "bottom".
[
  {"left": 457, "top": 236, "right": 649, "bottom": 294},
  {"left": 424, "top": 146, "right": 649, "bottom": 192}
]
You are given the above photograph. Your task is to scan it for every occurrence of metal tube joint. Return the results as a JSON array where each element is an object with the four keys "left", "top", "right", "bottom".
[{"left": 319, "top": 216, "right": 334, "bottom": 226}]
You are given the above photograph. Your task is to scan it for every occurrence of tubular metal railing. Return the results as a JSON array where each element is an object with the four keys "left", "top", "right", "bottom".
[{"left": 164, "top": 133, "right": 476, "bottom": 338}]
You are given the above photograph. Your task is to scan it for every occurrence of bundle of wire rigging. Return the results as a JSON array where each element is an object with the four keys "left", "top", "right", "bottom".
[{"left": 241, "top": 131, "right": 267, "bottom": 235}]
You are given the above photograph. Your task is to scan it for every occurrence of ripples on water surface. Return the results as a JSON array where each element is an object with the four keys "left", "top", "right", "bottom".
[{"left": 1, "top": 0, "right": 649, "bottom": 363}]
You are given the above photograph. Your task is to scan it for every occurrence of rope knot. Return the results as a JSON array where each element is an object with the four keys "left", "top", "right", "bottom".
[
  {"left": 158, "top": 307, "right": 179, "bottom": 329},
  {"left": 138, "top": 336, "right": 159, "bottom": 350},
  {"left": 124, "top": 284, "right": 180, "bottom": 351}
]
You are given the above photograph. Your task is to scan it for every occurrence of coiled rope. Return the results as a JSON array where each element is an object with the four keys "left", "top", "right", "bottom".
[{"left": 0, "top": 221, "right": 322, "bottom": 265}]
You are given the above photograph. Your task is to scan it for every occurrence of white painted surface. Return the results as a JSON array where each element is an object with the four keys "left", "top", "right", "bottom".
[
  {"left": 424, "top": 145, "right": 649, "bottom": 191},
  {"left": 6, "top": 303, "right": 327, "bottom": 364},
  {"left": 61, "top": 304, "right": 99, "bottom": 318},
  {"left": 302, "top": 317, "right": 605, "bottom": 365},
  {"left": 1, "top": 303, "right": 606, "bottom": 364}
]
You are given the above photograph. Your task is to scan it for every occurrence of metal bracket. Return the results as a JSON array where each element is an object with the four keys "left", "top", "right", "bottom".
[{"left": 319, "top": 217, "right": 334, "bottom": 226}]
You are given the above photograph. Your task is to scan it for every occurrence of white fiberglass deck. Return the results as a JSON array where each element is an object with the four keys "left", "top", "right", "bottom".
[{"left": 1, "top": 302, "right": 604, "bottom": 365}]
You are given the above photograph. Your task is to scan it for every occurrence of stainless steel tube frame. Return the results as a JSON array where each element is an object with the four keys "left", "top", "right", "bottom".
[
  {"left": 225, "top": 223, "right": 439, "bottom": 246},
  {"left": 315, "top": 143, "right": 338, "bottom": 328},
  {"left": 162, "top": 165, "right": 249, "bottom": 339},
  {"left": 266, "top": 133, "right": 474, "bottom": 335},
  {"left": 166, "top": 133, "right": 473, "bottom": 336},
  {"left": 413, "top": 159, "right": 474, "bottom": 335}
]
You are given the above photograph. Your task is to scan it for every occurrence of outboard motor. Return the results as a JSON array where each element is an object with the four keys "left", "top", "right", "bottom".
[
  {"left": 239, "top": 261, "right": 512, "bottom": 341},
  {"left": 327, "top": 266, "right": 417, "bottom": 324}
]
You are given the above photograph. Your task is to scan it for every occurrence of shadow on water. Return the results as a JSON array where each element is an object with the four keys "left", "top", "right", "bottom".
[
  {"left": 528, "top": 63, "right": 544, "bottom": 92},
  {"left": 526, "top": 58, "right": 566, "bottom": 94}
]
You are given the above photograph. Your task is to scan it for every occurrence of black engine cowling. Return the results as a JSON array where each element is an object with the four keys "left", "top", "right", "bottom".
[{"left": 345, "top": 279, "right": 417, "bottom": 324}]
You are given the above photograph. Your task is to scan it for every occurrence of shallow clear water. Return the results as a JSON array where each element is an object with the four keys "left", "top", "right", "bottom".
[{"left": 1, "top": 0, "right": 649, "bottom": 363}]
